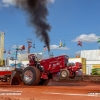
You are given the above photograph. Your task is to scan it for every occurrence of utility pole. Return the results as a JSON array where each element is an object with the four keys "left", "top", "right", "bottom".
[
  {"left": 0, "top": 32, "right": 5, "bottom": 66},
  {"left": 27, "top": 38, "right": 32, "bottom": 53}
]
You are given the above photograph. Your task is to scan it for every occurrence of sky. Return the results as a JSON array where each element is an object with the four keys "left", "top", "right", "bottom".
[{"left": 1, "top": 0, "right": 100, "bottom": 58}]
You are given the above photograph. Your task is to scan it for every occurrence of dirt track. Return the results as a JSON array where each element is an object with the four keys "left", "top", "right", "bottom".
[{"left": 0, "top": 81, "right": 100, "bottom": 100}]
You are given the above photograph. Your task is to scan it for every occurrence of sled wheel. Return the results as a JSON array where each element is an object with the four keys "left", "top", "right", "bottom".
[
  {"left": 22, "top": 66, "right": 41, "bottom": 86},
  {"left": 38, "top": 79, "right": 50, "bottom": 85},
  {"left": 69, "top": 71, "right": 76, "bottom": 79}
]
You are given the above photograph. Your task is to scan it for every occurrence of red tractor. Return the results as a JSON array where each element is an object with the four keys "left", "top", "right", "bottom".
[{"left": 0, "top": 54, "right": 82, "bottom": 85}]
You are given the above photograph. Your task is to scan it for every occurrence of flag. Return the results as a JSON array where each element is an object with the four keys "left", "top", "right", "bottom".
[
  {"left": 63, "top": 43, "right": 66, "bottom": 47},
  {"left": 3, "top": 49, "right": 6, "bottom": 53},
  {"left": 22, "top": 45, "right": 25, "bottom": 50},
  {"left": 77, "top": 41, "right": 82, "bottom": 46},
  {"left": 97, "top": 38, "right": 100, "bottom": 44},
  {"left": 33, "top": 44, "right": 35, "bottom": 48},
  {"left": 28, "top": 42, "right": 32, "bottom": 48},
  {"left": 59, "top": 39, "right": 63, "bottom": 47},
  {"left": 8, "top": 50, "right": 11, "bottom": 54},
  {"left": 43, "top": 45, "right": 47, "bottom": 52}
]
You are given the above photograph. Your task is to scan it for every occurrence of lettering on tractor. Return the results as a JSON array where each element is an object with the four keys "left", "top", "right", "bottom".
[{"left": 0, "top": 54, "right": 82, "bottom": 85}]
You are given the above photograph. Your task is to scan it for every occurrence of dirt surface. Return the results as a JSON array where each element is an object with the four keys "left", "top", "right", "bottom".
[{"left": 0, "top": 81, "right": 100, "bottom": 100}]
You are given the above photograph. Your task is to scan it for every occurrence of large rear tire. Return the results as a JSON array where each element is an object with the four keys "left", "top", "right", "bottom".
[
  {"left": 22, "top": 66, "right": 41, "bottom": 86},
  {"left": 38, "top": 79, "right": 50, "bottom": 85}
]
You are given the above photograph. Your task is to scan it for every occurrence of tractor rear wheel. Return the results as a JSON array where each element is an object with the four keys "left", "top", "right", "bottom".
[
  {"left": 38, "top": 79, "right": 50, "bottom": 85},
  {"left": 22, "top": 66, "right": 41, "bottom": 86}
]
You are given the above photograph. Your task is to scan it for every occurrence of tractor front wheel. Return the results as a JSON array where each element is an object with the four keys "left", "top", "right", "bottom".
[
  {"left": 22, "top": 66, "right": 41, "bottom": 86},
  {"left": 60, "top": 69, "right": 69, "bottom": 79}
]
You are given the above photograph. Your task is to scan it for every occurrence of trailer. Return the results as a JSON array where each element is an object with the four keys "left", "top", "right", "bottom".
[{"left": 0, "top": 54, "right": 82, "bottom": 85}]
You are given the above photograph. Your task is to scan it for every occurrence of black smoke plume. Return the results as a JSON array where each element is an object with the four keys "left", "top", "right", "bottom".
[{"left": 15, "top": 0, "right": 51, "bottom": 51}]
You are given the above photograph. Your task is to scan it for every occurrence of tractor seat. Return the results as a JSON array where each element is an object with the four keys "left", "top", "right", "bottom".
[{"left": 28, "top": 56, "right": 35, "bottom": 66}]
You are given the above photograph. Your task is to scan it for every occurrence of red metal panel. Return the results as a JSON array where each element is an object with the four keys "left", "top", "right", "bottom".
[
  {"left": 0, "top": 71, "right": 12, "bottom": 75},
  {"left": 40, "top": 55, "right": 67, "bottom": 73}
]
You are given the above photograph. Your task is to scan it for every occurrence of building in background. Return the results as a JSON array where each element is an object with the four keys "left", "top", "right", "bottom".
[{"left": 81, "top": 49, "right": 100, "bottom": 75}]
